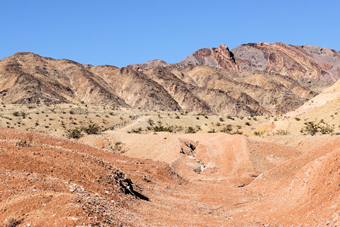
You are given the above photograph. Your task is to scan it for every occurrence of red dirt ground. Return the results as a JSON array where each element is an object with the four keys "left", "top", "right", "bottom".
[{"left": 1, "top": 127, "right": 340, "bottom": 226}]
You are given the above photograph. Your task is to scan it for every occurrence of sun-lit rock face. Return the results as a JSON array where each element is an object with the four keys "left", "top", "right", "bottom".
[
  {"left": 180, "top": 44, "right": 240, "bottom": 72},
  {"left": 232, "top": 42, "right": 340, "bottom": 81}
]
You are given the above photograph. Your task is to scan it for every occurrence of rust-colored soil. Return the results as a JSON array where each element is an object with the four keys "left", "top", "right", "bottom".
[{"left": 1, "top": 127, "right": 340, "bottom": 226}]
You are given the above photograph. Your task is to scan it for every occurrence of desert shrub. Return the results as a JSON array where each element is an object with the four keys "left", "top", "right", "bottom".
[
  {"left": 13, "top": 111, "right": 26, "bottom": 118},
  {"left": 227, "top": 116, "right": 234, "bottom": 120},
  {"left": 153, "top": 125, "right": 174, "bottom": 133},
  {"left": 254, "top": 131, "right": 265, "bottom": 136},
  {"left": 295, "top": 117, "right": 301, "bottom": 121},
  {"left": 186, "top": 126, "right": 196, "bottom": 134},
  {"left": 208, "top": 129, "right": 216, "bottom": 133},
  {"left": 148, "top": 119, "right": 155, "bottom": 126},
  {"left": 319, "top": 123, "right": 334, "bottom": 134},
  {"left": 16, "top": 140, "right": 30, "bottom": 147},
  {"left": 129, "top": 127, "right": 142, "bottom": 134},
  {"left": 301, "top": 121, "right": 319, "bottom": 136},
  {"left": 245, "top": 122, "right": 251, "bottom": 126},
  {"left": 300, "top": 121, "right": 334, "bottom": 136},
  {"left": 274, "top": 130, "right": 289, "bottom": 135},
  {"left": 220, "top": 124, "right": 233, "bottom": 133},
  {"left": 66, "top": 128, "right": 83, "bottom": 139},
  {"left": 113, "top": 141, "right": 124, "bottom": 152},
  {"left": 232, "top": 130, "right": 243, "bottom": 135},
  {"left": 83, "top": 123, "right": 100, "bottom": 134},
  {"left": 219, "top": 117, "right": 224, "bottom": 122}
]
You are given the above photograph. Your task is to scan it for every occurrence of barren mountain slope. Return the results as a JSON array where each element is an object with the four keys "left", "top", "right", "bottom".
[
  {"left": 0, "top": 52, "right": 128, "bottom": 106},
  {"left": 232, "top": 42, "right": 340, "bottom": 81},
  {"left": 0, "top": 52, "right": 318, "bottom": 116},
  {"left": 147, "top": 65, "right": 316, "bottom": 115},
  {"left": 173, "top": 42, "right": 340, "bottom": 82},
  {"left": 87, "top": 65, "right": 181, "bottom": 111},
  {"left": 0, "top": 53, "right": 181, "bottom": 111}
]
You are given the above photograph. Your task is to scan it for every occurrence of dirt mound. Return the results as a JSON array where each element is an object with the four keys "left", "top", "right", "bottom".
[
  {"left": 0, "top": 128, "right": 156, "bottom": 226},
  {"left": 239, "top": 135, "right": 340, "bottom": 226}
]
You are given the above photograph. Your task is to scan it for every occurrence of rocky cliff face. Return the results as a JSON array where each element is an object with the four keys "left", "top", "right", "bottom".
[{"left": 180, "top": 44, "right": 240, "bottom": 72}]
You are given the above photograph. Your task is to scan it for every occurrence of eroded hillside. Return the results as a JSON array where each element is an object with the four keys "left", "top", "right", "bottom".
[{"left": 1, "top": 127, "right": 340, "bottom": 226}]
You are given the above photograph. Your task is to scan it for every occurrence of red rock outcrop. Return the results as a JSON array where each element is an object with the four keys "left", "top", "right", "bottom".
[
  {"left": 232, "top": 42, "right": 340, "bottom": 81},
  {"left": 180, "top": 44, "right": 240, "bottom": 72}
]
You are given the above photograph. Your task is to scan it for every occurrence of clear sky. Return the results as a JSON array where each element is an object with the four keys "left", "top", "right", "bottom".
[{"left": 1, "top": 0, "right": 339, "bottom": 67}]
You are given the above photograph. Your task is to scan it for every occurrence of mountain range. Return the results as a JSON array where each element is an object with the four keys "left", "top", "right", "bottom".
[{"left": 0, "top": 42, "right": 339, "bottom": 116}]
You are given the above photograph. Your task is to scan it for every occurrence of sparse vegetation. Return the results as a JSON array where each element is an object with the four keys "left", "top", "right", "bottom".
[
  {"left": 66, "top": 128, "right": 83, "bottom": 139},
  {"left": 83, "top": 123, "right": 101, "bottom": 134},
  {"left": 300, "top": 120, "right": 334, "bottom": 136},
  {"left": 186, "top": 126, "right": 196, "bottom": 134},
  {"left": 254, "top": 131, "right": 265, "bottom": 136},
  {"left": 220, "top": 124, "right": 233, "bottom": 133}
]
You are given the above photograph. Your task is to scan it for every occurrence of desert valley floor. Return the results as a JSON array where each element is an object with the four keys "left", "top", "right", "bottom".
[{"left": 1, "top": 43, "right": 340, "bottom": 226}]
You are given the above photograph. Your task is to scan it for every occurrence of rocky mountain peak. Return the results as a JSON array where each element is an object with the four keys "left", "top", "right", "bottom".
[{"left": 180, "top": 44, "right": 240, "bottom": 72}]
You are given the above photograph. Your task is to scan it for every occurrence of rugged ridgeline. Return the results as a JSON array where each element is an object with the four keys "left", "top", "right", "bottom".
[
  {"left": 1, "top": 42, "right": 339, "bottom": 116},
  {"left": 180, "top": 42, "right": 340, "bottom": 82}
]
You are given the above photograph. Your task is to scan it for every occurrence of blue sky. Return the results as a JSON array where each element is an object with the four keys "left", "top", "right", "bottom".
[{"left": 1, "top": 0, "right": 339, "bottom": 67}]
